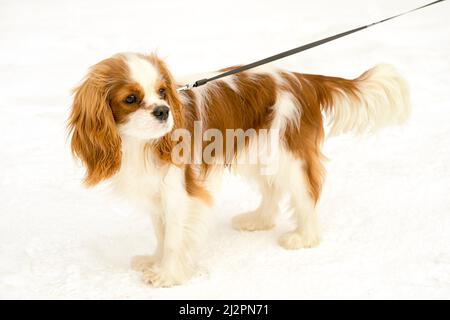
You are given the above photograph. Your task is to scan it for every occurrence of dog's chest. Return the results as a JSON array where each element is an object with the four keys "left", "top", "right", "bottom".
[{"left": 111, "top": 139, "right": 167, "bottom": 203}]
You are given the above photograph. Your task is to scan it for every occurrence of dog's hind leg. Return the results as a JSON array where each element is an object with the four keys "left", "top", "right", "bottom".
[
  {"left": 278, "top": 195, "right": 320, "bottom": 250},
  {"left": 278, "top": 156, "right": 322, "bottom": 250},
  {"left": 232, "top": 177, "right": 282, "bottom": 232}
]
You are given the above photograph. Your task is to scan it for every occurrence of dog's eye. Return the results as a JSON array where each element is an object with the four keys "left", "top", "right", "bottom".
[
  {"left": 158, "top": 88, "right": 166, "bottom": 98},
  {"left": 124, "top": 95, "right": 137, "bottom": 104}
]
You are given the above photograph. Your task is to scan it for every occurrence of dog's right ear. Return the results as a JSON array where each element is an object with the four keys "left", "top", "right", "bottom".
[{"left": 68, "top": 63, "right": 122, "bottom": 186}]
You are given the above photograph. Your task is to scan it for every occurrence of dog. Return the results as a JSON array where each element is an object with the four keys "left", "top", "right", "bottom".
[{"left": 68, "top": 52, "right": 410, "bottom": 287}]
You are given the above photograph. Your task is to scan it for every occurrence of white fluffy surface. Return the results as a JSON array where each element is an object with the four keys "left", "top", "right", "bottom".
[{"left": 0, "top": 0, "right": 449, "bottom": 299}]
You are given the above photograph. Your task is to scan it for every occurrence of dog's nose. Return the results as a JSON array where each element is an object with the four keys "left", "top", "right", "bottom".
[{"left": 152, "top": 105, "right": 170, "bottom": 121}]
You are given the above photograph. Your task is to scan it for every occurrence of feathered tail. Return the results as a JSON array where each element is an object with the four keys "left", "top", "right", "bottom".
[{"left": 299, "top": 65, "right": 411, "bottom": 136}]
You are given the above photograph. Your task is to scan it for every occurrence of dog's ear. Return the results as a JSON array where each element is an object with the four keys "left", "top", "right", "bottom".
[{"left": 68, "top": 62, "right": 122, "bottom": 186}]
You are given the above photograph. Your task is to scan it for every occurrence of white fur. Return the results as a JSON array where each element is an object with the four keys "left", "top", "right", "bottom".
[
  {"left": 221, "top": 76, "right": 239, "bottom": 92},
  {"left": 118, "top": 108, "right": 173, "bottom": 140},
  {"left": 326, "top": 64, "right": 411, "bottom": 136},
  {"left": 126, "top": 54, "right": 160, "bottom": 106},
  {"left": 111, "top": 136, "right": 166, "bottom": 203},
  {"left": 271, "top": 91, "right": 301, "bottom": 132}
]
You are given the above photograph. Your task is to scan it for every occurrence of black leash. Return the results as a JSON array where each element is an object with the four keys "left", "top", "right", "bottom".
[{"left": 177, "top": 0, "right": 446, "bottom": 92}]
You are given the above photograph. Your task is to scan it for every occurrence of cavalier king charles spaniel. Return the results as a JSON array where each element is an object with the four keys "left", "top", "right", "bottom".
[{"left": 68, "top": 53, "right": 410, "bottom": 287}]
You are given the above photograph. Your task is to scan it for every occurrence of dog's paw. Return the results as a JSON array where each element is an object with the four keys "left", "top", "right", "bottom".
[
  {"left": 131, "top": 255, "right": 159, "bottom": 272},
  {"left": 232, "top": 211, "right": 274, "bottom": 232},
  {"left": 278, "top": 231, "right": 320, "bottom": 250},
  {"left": 142, "top": 265, "right": 187, "bottom": 288}
]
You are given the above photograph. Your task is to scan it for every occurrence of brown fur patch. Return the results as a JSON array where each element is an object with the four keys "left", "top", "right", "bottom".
[
  {"left": 281, "top": 71, "right": 361, "bottom": 202},
  {"left": 110, "top": 83, "right": 145, "bottom": 124},
  {"left": 179, "top": 73, "right": 277, "bottom": 165},
  {"left": 175, "top": 72, "right": 278, "bottom": 203},
  {"left": 68, "top": 55, "right": 128, "bottom": 186},
  {"left": 184, "top": 165, "right": 213, "bottom": 206}
]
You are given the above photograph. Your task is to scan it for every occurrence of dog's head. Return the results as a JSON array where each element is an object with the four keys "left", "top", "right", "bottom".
[{"left": 68, "top": 53, "right": 183, "bottom": 186}]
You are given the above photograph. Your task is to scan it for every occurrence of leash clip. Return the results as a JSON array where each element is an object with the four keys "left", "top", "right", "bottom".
[
  {"left": 177, "top": 79, "right": 209, "bottom": 92},
  {"left": 177, "top": 83, "right": 195, "bottom": 92}
]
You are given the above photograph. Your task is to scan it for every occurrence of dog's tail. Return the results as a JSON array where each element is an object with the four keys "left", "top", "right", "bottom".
[{"left": 297, "top": 65, "right": 411, "bottom": 136}]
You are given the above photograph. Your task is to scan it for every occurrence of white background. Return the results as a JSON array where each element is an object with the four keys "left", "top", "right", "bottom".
[{"left": 0, "top": 0, "right": 449, "bottom": 299}]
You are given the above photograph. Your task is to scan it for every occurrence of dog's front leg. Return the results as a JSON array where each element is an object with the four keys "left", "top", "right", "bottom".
[
  {"left": 131, "top": 200, "right": 165, "bottom": 272},
  {"left": 142, "top": 166, "right": 209, "bottom": 287}
]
